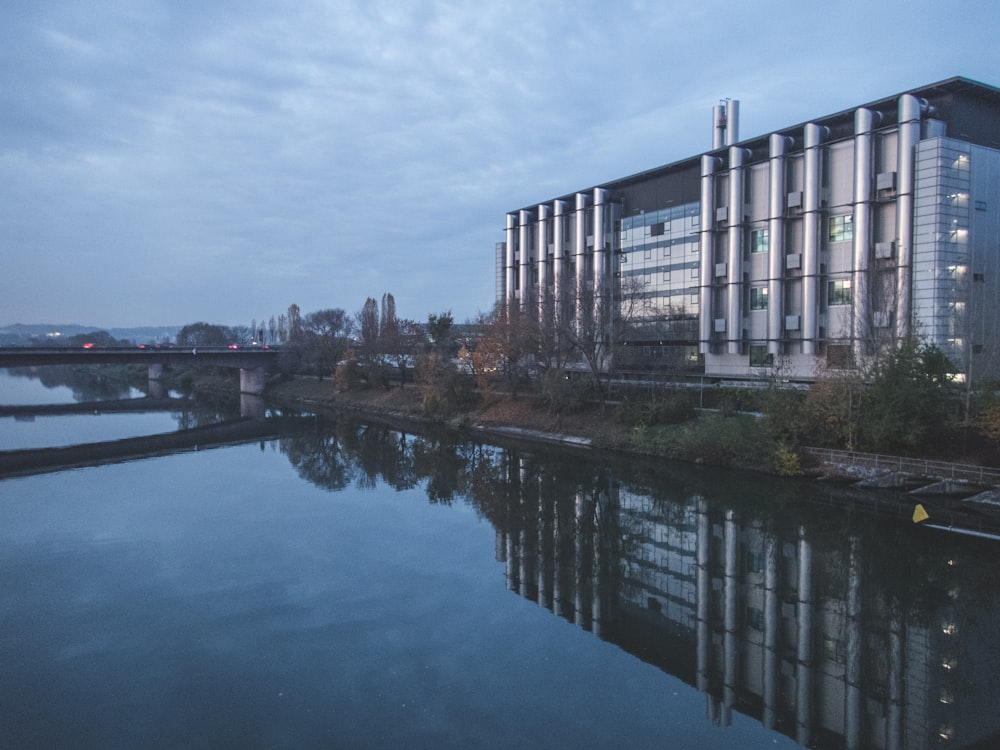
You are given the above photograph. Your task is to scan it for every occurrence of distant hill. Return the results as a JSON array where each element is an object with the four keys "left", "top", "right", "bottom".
[{"left": 0, "top": 323, "right": 180, "bottom": 346}]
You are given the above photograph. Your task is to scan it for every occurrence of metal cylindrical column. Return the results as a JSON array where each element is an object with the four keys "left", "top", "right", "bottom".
[
  {"left": 593, "top": 188, "right": 608, "bottom": 312},
  {"left": 896, "top": 94, "right": 924, "bottom": 338},
  {"left": 853, "top": 108, "right": 875, "bottom": 358},
  {"left": 518, "top": 210, "right": 533, "bottom": 313},
  {"left": 727, "top": 147, "right": 748, "bottom": 355},
  {"left": 726, "top": 99, "right": 739, "bottom": 148},
  {"left": 537, "top": 204, "right": 551, "bottom": 327},
  {"left": 802, "top": 124, "right": 825, "bottom": 355},
  {"left": 553, "top": 200, "right": 566, "bottom": 330},
  {"left": 768, "top": 135, "right": 790, "bottom": 355},
  {"left": 699, "top": 156, "right": 721, "bottom": 353},
  {"left": 505, "top": 213, "right": 517, "bottom": 303},
  {"left": 574, "top": 193, "right": 589, "bottom": 333},
  {"left": 712, "top": 104, "right": 726, "bottom": 150}
]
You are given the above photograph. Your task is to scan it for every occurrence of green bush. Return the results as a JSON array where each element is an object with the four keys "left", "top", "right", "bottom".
[{"left": 618, "top": 390, "right": 696, "bottom": 427}]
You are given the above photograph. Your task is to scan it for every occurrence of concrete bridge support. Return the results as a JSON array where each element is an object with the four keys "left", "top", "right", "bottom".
[
  {"left": 148, "top": 364, "right": 165, "bottom": 398},
  {"left": 239, "top": 366, "right": 266, "bottom": 395}
]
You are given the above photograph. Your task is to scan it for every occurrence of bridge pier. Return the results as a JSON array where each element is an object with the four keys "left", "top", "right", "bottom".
[
  {"left": 148, "top": 364, "right": 165, "bottom": 398},
  {"left": 240, "top": 366, "right": 266, "bottom": 395}
]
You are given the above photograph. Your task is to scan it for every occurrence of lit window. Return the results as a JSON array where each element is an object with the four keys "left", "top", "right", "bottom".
[
  {"left": 828, "top": 215, "right": 854, "bottom": 243},
  {"left": 750, "top": 287, "right": 769, "bottom": 310},
  {"left": 750, "top": 228, "right": 769, "bottom": 254},
  {"left": 829, "top": 279, "right": 853, "bottom": 306}
]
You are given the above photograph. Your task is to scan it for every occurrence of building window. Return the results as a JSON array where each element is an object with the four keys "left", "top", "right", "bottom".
[
  {"left": 828, "top": 279, "right": 852, "bottom": 306},
  {"left": 750, "top": 287, "right": 769, "bottom": 310},
  {"left": 823, "top": 635, "right": 846, "bottom": 664},
  {"left": 651, "top": 222, "right": 665, "bottom": 237},
  {"left": 828, "top": 214, "right": 854, "bottom": 243},
  {"left": 747, "top": 606, "right": 764, "bottom": 631},
  {"left": 662, "top": 271, "right": 671, "bottom": 283},
  {"left": 750, "top": 228, "right": 769, "bottom": 254},
  {"left": 750, "top": 345, "right": 773, "bottom": 367}
]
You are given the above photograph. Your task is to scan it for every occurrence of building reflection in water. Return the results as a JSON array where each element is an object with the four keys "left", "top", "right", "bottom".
[
  {"left": 492, "top": 450, "right": 1000, "bottom": 750},
  {"left": 277, "top": 421, "right": 1000, "bottom": 750}
]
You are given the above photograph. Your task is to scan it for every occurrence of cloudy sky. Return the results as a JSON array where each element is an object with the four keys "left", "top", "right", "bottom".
[{"left": 2, "top": 0, "right": 999, "bottom": 330}]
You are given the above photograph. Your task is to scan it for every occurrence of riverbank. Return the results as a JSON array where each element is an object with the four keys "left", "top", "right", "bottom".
[{"left": 266, "top": 377, "right": 624, "bottom": 449}]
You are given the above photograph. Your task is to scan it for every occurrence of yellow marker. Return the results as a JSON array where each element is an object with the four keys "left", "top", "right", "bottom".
[{"left": 913, "top": 504, "right": 929, "bottom": 523}]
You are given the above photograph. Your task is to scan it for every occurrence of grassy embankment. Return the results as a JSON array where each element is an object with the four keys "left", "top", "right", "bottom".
[{"left": 266, "top": 377, "right": 788, "bottom": 474}]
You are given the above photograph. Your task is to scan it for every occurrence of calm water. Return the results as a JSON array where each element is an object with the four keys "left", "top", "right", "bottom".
[{"left": 2, "top": 372, "right": 999, "bottom": 749}]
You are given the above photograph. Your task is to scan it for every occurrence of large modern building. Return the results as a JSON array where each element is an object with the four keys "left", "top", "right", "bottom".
[{"left": 497, "top": 77, "right": 1000, "bottom": 382}]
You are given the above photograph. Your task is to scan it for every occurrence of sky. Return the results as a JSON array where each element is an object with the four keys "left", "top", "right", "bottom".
[{"left": 2, "top": 0, "right": 1000, "bottom": 330}]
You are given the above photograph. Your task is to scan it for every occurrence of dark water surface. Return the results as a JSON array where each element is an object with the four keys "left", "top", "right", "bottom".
[{"left": 2, "top": 375, "right": 999, "bottom": 749}]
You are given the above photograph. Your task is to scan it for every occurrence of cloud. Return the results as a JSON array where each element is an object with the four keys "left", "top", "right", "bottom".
[{"left": 1, "top": 0, "right": 1000, "bottom": 328}]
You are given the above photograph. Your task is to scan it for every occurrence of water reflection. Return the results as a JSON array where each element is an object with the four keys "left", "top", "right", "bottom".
[{"left": 279, "top": 419, "right": 1000, "bottom": 750}]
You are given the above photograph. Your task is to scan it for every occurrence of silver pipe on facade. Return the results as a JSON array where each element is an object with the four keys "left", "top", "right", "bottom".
[
  {"left": 552, "top": 200, "right": 566, "bottom": 331},
  {"left": 726, "top": 99, "right": 739, "bottom": 147},
  {"left": 574, "top": 193, "right": 589, "bottom": 334},
  {"left": 727, "top": 147, "right": 749, "bottom": 355},
  {"left": 712, "top": 104, "right": 726, "bottom": 150},
  {"left": 699, "top": 156, "right": 721, "bottom": 353},
  {"left": 505, "top": 213, "right": 517, "bottom": 304},
  {"left": 768, "top": 135, "right": 791, "bottom": 355},
  {"left": 853, "top": 108, "right": 875, "bottom": 360},
  {"left": 518, "top": 210, "right": 533, "bottom": 313},
  {"left": 896, "top": 94, "right": 924, "bottom": 339},
  {"left": 536, "top": 203, "right": 551, "bottom": 328},
  {"left": 593, "top": 188, "right": 608, "bottom": 309},
  {"left": 802, "top": 123, "right": 827, "bottom": 355}
]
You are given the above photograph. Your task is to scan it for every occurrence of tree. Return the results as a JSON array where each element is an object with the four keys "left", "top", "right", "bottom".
[
  {"left": 287, "top": 304, "right": 302, "bottom": 343},
  {"left": 471, "top": 302, "right": 538, "bottom": 398},
  {"left": 426, "top": 311, "right": 455, "bottom": 354},
  {"left": 557, "top": 277, "right": 645, "bottom": 409},
  {"left": 861, "top": 338, "right": 958, "bottom": 454},
  {"left": 358, "top": 297, "right": 380, "bottom": 354},
  {"left": 416, "top": 311, "right": 472, "bottom": 416},
  {"left": 176, "top": 322, "right": 233, "bottom": 347}
]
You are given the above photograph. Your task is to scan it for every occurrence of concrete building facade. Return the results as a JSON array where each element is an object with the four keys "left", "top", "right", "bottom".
[{"left": 497, "top": 77, "right": 1000, "bottom": 382}]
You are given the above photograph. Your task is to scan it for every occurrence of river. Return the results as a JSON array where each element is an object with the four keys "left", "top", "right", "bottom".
[{"left": 1, "top": 369, "right": 998, "bottom": 749}]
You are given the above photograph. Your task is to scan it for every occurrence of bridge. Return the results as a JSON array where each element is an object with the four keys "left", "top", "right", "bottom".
[{"left": 0, "top": 346, "right": 281, "bottom": 395}]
